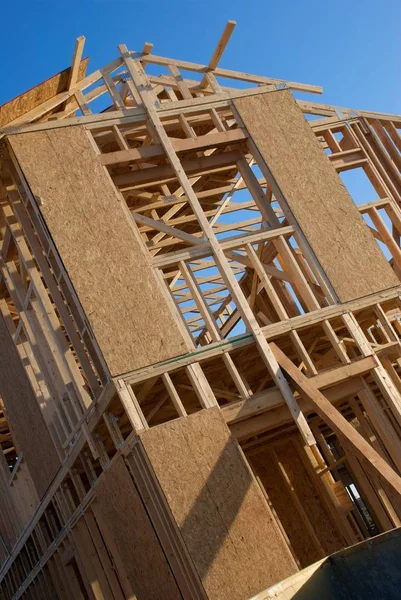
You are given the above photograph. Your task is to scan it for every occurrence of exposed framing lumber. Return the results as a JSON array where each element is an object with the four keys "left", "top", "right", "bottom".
[
  {"left": 271, "top": 343, "right": 401, "bottom": 498},
  {"left": 67, "top": 37, "right": 86, "bottom": 90},
  {"left": 222, "top": 355, "right": 378, "bottom": 425},
  {"left": 1, "top": 21, "right": 401, "bottom": 600},
  {"left": 200, "top": 20, "right": 236, "bottom": 89}
]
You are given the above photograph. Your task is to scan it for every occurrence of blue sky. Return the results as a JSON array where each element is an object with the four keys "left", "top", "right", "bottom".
[
  {"left": 1, "top": 0, "right": 400, "bottom": 115},
  {"left": 0, "top": 0, "right": 398, "bottom": 338}
]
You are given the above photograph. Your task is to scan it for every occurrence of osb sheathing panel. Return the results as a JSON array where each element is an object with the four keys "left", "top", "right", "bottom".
[
  {"left": 0, "top": 314, "right": 60, "bottom": 499},
  {"left": 140, "top": 408, "right": 297, "bottom": 600},
  {"left": 9, "top": 127, "right": 190, "bottom": 377},
  {"left": 0, "top": 59, "right": 88, "bottom": 127},
  {"left": 234, "top": 90, "right": 399, "bottom": 303},
  {"left": 249, "top": 438, "right": 343, "bottom": 569},
  {"left": 92, "top": 455, "right": 181, "bottom": 600}
]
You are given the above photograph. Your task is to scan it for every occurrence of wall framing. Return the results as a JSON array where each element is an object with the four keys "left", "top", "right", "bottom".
[{"left": 0, "top": 21, "right": 400, "bottom": 600}]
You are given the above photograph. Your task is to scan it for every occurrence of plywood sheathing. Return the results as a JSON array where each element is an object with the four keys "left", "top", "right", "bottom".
[
  {"left": 234, "top": 90, "right": 399, "bottom": 303},
  {"left": 139, "top": 408, "right": 297, "bottom": 600},
  {"left": 0, "top": 313, "right": 61, "bottom": 498},
  {"left": 9, "top": 126, "right": 190, "bottom": 377},
  {"left": 0, "top": 59, "right": 88, "bottom": 127},
  {"left": 92, "top": 455, "right": 182, "bottom": 600}
]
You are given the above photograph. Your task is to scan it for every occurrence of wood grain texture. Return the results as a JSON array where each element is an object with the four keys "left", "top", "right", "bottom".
[
  {"left": 0, "top": 313, "right": 60, "bottom": 498},
  {"left": 72, "top": 516, "right": 117, "bottom": 600},
  {"left": 140, "top": 408, "right": 297, "bottom": 600},
  {"left": 92, "top": 455, "right": 182, "bottom": 600},
  {"left": 0, "top": 59, "right": 88, "bottom": 127},
  {"left": 249, "top": 437, "right": 343, "bottom": 569},
  {"left": 9, "top": 126, "right": 190, "bottom": 377},
  {"left": 0, "top": 464, "right": 23, "bottom": 549},
  {"left": 274, "top": 440, "right": 343, "bottom": 554},
  {"left": 249, "top": 445, "right": 319, "bottom": 569},
  {"left": 0, "top": 453, "right": 39, "bottom": 549},
  {"left": 234, "top": 90, "right": 399, "bottom": 302}
]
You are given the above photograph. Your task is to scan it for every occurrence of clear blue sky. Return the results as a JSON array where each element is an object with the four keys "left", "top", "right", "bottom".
[{"left": 1, "top": 0, "right": 400, "bottom": 115}]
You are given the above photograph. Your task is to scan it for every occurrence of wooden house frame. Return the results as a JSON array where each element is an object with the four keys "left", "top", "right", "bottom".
[{"left": 0, "top": 21, "right": 400, "bottom": 599}]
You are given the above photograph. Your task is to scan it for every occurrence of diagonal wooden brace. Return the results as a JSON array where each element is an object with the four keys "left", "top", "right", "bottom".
[{"left": 270, "top": 342, "right": 401, "bottom": 499}]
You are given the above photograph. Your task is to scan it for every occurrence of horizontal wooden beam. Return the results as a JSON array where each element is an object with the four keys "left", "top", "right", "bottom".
[
  {"left": 113, "top": 150, "right": 242, "bottom": 188},
  {"left": 122, "top": 288, "right": 401, "bottom": 387},
  {"left": 298, "top": 100, "right": 401, "bottom": 123},
  {"left": 140, "top": 53, "right": 323, "bottom": 94},
  {"left": 230, "top": 378, "right": 365, "bottom": 440},
  {"left": 1, "top": 84, "right": 276, "bottom": 138},
  {"left": 100, "top": 128, "right": 247, "bottom": 166},
  {"left": 223, "top": 355, "right": 378, "bottom": 425},
  {"left": 152, "top": 225, "right": 295, "bottom": 269},
  {"left": 329, "top": 148, "right": 367, "bottom": 172}
]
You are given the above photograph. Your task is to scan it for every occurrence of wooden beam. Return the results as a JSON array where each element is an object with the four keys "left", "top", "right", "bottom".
[
  {"left": 100, "top": 128, "right": 246, "bottom": 166},
  {"left": 68, "top": 36, "right": 86, "bottom": 90},
  {"left": 113, "top": 150, "right": 242, "bottom": 188},
  {"left": 141, "top": 42, "right": 154, "bottom": 66},
  {"left": 132, "top": 212, "right": 203, "bottom": 246},
  {"left": 200, "top": 20, "right": 236, "bottom": 89},
  {"left": 270, "top": 342, "right": 401, "bottom": 499},
  {"left": 141, "top": 53, "right": 323, "bottom": 94},
  {"left": 230, "top": 379, "right": 366, "bottom": 440},
  {"left": 223, "top": 355, "right": 378, "bottom": 425}
]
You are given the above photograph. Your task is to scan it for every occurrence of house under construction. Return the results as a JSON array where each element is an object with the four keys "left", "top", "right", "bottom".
[{"left": 0, "top": 20, "right": 401, "bottom": 600}]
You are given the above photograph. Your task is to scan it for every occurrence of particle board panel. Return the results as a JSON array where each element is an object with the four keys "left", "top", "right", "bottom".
[
  {"left": 234, "top": 90, "right": 399, "bottom": 303},
  {"left": 0, "top": 59, "right": 88, "bottom": 127},
  {"left": 92, "top": 455, "right": 182, "bottom": 600},
  {"left": 9, "top": 126, "right": 190, "bottom": 377},
  {"left": 0, "top": 313, "right": 61, "bottom": 499},
  {"left": 139, "top": 408, "right": 297, "bottom": 600}
]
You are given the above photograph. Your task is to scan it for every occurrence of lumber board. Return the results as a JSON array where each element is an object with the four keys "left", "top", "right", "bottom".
[
  {"left": 234, "top": 90, "right": 399, "bottom": 302},
  {"left": 0, "top": 455, "right": 39, "bottom": 546},
  {"left": 199, "top": 20, "right": 236, "bottom": 88},
  {"left": 270, "top": 343, "right": 401, "bottom": 499},
  {"left": 251, "top": 446, "right": 320, "bottom": 569},
  {"left": 99, "top": 128, "right": 246, "bottom": 166},
  {"left": 0, "top": 463, "right": 23, "bottom": 548},
  {"left": 0, "top": 59, "right": 88, "bottom": 127},
  {"left": 139, "top": 408, "right": 297, "bottom": 600},
  {"left": 249, "top": 438, "right": 343, "bottom": 568},
  {"left": 9, "top": 126, "right": 190, "bottom": 377},
  {"left": 72, "top": 515, "right": 122, "bottom": 600},
  {"left": 229, "top": 378, "right": 365, "bottom": 441},
  {"left": 92, "top": 455, "right": 181, "bottom": 600},
  {"left": 222, "top": 355, "right": 377, "bottom": 425},
  {"left": 272, "top": 440, "right": 343, "bottom": 555},
  {"left": 0, "top": 313, "right": 61, "bottom": 498}
]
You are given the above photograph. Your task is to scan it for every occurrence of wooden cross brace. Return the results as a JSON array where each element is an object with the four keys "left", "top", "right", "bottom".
[{"left": 270, "top": 342, "right": 401, "bottom": 499}]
